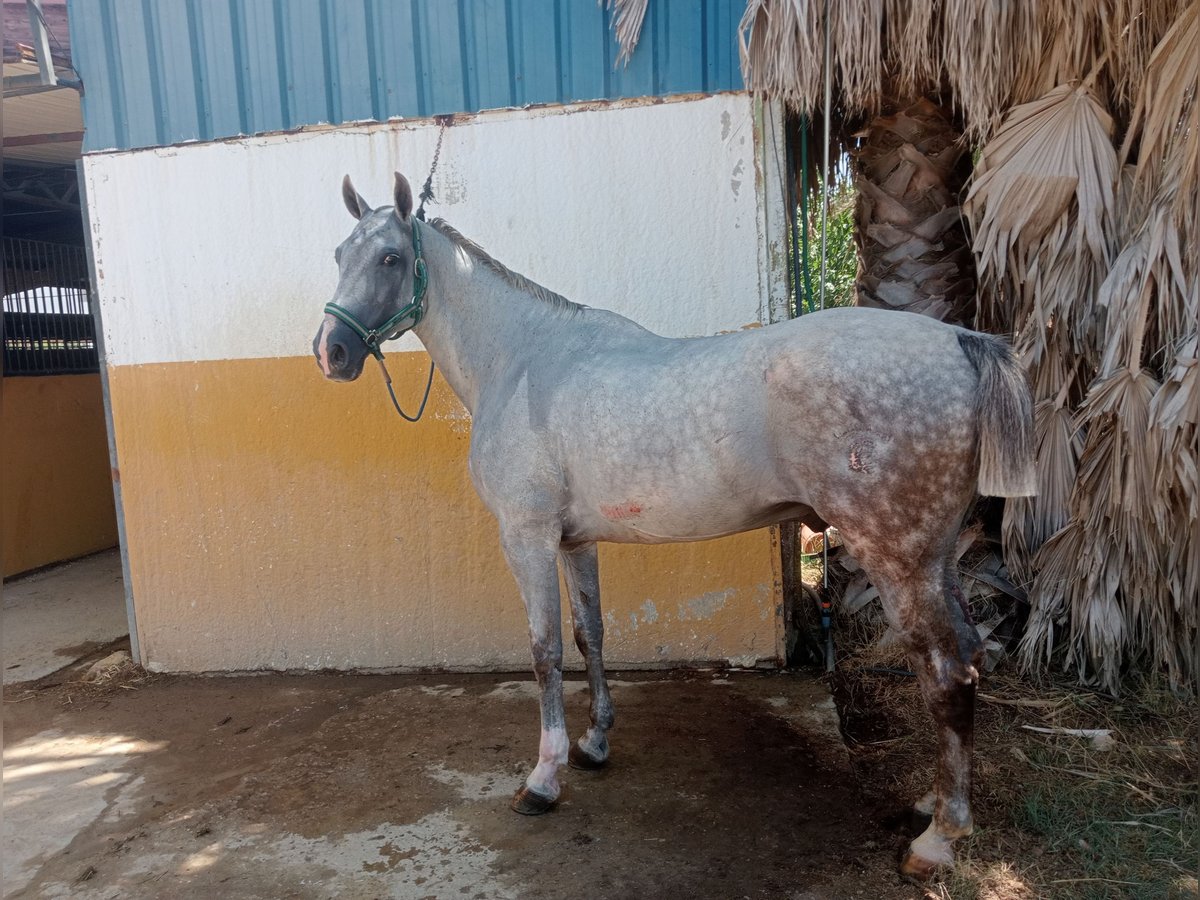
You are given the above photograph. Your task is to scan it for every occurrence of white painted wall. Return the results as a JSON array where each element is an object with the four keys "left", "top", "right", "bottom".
[{"left": 83, "top": 93, "right": 787, "bottom": 367}]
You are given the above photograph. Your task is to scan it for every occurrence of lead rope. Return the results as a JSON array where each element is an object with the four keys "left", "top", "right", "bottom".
[
  {"left": 375, "top": 354, "right": 436, "bottom": 422},
  {"left": 378, "top": 116, "right": 451, "bottom": 421}
]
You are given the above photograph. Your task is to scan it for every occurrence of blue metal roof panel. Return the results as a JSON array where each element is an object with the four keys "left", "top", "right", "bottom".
[{"left": 69, "top": 0, "right": 745, "bottom": 153}]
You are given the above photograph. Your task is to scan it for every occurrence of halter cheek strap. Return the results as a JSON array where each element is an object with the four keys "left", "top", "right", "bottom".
[{"left": 322, "top": 217, "right": 436, "bottom": 422}]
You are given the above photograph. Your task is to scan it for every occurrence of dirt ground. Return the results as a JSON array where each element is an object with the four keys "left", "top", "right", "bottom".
[{"left": 4, "top": 643, "right": 934, "bottom": 900}]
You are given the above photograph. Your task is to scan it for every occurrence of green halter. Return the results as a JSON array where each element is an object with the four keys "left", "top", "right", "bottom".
[
  {"left": 323, "top": 215, "right": 435, "bottom": 422},
  {"left": 323, "top": 216, "right": 428, "bottom": 360}
]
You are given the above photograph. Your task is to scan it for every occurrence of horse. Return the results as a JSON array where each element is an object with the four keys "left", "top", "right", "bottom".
[{"left": 312, "top": 172, "right": 1035, "bottom": 879}]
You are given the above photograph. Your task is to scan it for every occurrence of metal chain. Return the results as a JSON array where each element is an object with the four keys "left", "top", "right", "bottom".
[{"left": 416, "top": 115, "right": 453, "bottom": 221}]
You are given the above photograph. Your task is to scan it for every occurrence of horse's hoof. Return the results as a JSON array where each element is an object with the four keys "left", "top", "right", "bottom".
[
  {"left": 898, "top": 850, "right": 943, "bottom": 881},
  {"left": 568, "top": 743, "right": 608, "bottom": 771},
  {"left": 510, "top": 785, "right": 557, "bottom": 816}
]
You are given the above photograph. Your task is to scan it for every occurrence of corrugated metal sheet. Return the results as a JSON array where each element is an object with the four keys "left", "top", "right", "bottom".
[{"left": 68, "top": 0, "right": 745, "bottom": 153}]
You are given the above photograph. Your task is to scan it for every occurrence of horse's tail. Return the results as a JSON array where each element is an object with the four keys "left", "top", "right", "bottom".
[{"left": 956, "top": 331, "right": 1036, "bottom": 497}]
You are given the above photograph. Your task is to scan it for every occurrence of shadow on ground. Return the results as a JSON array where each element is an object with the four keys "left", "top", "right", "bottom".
[{"left": 4, "top": 659, "right": 927, "bottom": 899}]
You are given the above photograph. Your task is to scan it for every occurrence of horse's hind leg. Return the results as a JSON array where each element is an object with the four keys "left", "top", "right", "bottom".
[
  {"left": 560, "top": 542, "right": 614, "bottom": 769},
  {"left": 499, "top": 525, "right": 570, "bottom": 815},
  {"left": 907, "top": 561, "right": 980, "bottom": 830},
  {"left": 871, "top": 558, "right": 983, "bottom": 878}
]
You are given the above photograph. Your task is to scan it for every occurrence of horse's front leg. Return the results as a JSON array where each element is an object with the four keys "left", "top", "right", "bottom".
[
  {"left": 560, "top": 542, "right": 614, "bottom": 769},
  {"left": 500, "top": 524, "right": 570, "bottom": 815}
]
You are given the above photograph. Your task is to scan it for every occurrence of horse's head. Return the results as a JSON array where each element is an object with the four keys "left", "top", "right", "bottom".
[{"left": 313, "top": 172, "right": 426, "bottom": 382}]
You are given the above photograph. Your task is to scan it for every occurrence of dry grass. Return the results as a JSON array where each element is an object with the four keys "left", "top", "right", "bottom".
[
  {"left": 2, "top": 646, "right": 165, "bottom": 711},
  {"left": 797, "top": 537, "right": 1197, "bottom": 897},
  {"left": 831, "top": 647, "right": 1197, "bottom": 899}
]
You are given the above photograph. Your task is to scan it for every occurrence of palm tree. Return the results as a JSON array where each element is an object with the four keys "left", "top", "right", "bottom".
[{"left": 609, "top": 0, "right": 1198, "bottom": 694}]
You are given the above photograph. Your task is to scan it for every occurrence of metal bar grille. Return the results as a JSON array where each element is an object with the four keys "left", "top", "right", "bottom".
[{"left": 2, "top": 237, "right": 98, "bottom": 376}]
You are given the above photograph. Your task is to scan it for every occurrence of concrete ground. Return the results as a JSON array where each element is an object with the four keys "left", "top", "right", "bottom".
[
  {"left": 3, "top": 550, "right": 127, "bottom": 685},
  {"left": 3, "top": 659, "right": 928, "bottom": 900}
]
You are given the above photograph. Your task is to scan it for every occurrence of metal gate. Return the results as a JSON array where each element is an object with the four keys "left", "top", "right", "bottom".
[{"left": 2, "top": 237, "right": 98, "bottom": 376}]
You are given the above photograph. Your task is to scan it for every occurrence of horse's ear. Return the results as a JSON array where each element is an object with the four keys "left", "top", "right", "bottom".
[
  {"left": 342, "top": 174, "right": 371, "bottom": 220},
  {"left": 393, "top": 172, "right": 413, "bottom": 222}
]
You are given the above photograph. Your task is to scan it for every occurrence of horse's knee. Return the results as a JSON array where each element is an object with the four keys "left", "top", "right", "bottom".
[{"left": 530, "top": 638, "right": 563, "bottom": 688}]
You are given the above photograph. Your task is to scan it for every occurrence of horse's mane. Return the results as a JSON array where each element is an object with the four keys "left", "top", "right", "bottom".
[{"left": 427, "top": 218, "right": 585, "bottom": 315}]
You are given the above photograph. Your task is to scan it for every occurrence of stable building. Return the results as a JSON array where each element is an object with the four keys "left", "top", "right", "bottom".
[{"left": 65, "top": 0, "right": 793, "bottom": 672}]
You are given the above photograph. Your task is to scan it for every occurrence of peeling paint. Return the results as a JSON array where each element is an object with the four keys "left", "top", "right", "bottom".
[
  {"left": 726, "top": 654, "right": 761, "bottom": 668},
  {"left": 678, "top": 589, "right": 734, "bottom": 622},
  {"left": 731, "top": 159, "right": 745, "bottom": 198}
]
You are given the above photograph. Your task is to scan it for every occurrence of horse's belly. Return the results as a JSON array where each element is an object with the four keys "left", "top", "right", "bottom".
[{"left": 564, "top": 466, "right": 788, "bottom": 544}]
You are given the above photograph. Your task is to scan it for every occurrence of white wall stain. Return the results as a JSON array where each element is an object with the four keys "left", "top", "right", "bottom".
[
  {"left": 626, "top": 598, "right": 660, "bottom": 631},
  {"left": 678, "top": 588, "right": 734, "bottom": 622}
]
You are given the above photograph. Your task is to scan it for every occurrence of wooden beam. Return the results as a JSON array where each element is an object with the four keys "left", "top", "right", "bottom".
[{"left": 2, "top": 131, "right": 85, "bottom": 148}]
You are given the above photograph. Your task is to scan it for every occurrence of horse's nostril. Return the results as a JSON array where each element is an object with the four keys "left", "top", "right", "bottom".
[{"left": 330, "top": 342, "right": 348, "bottom": 369}]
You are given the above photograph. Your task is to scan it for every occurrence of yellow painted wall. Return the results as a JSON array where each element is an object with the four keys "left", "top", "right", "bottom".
[
  {"left": 2, "top": 374, "right": 118, "bottom": 577},
  {"left": 109, "top": 356, "right": 782, "bottom": 672}
]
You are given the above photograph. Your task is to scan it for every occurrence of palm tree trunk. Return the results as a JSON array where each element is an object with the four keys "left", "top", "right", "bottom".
[{"left": 851, "top": 91, "right": 976, "bottom": 327}]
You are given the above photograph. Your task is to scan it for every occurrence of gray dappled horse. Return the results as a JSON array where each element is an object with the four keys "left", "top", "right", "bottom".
[{"left": 313, "top": 172, "right": 1035, "bottom": 879}]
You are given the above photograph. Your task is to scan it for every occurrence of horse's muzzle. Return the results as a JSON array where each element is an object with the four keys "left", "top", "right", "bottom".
[{"left": 313, "top": 314, "right": 366, "bottom": 382}]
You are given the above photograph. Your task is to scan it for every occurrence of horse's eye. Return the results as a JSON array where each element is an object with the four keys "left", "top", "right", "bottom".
[{"left": 383, "top": 253, "right": 400, "bottom": 267}]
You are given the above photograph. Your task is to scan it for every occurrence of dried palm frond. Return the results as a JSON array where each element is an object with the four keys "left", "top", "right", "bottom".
[
  {"left": 1108, "top": 0, "right": 1191, "bottom": 117},
  {"left": 974, "top": 5, "right": 1195, "bottom": 691},
  {"left": 1003, "top": 398, "right": 1085, "bottom": 586},
  {"left": 738, "top": 0, "right": 884, "bottom": 118},
  {"left": 965, "top": 83, "right": 1118, "bottom": 345},
  {"left": 940, "top": 0, "right": 1041, "bottom": 142},
  {"left": 883, "top": 0, "right": 938, "bottom": 98},
  {"left": 1120, "top": 1, "right": 1198, "bottom": 191},
  {"left": 1012, "top": 1, "right": 1115, "bottom": 110},
  {"left": 1149, "top": 337, "right": 1199, "bottom": 631},
  {"left": 602, "top": 0, "right": 649, "bottom": 66}
]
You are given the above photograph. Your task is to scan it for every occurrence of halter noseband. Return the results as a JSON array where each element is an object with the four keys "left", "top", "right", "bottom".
[{"left": 323, "top": 216, "right": 429, "bottom": 361}]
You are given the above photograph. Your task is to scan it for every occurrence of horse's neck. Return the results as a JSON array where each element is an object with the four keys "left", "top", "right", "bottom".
[{"left": 412, "top": 228, "right": 562, "bottom": 415}]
